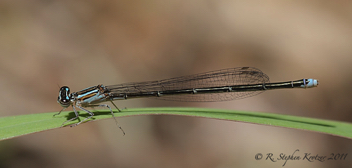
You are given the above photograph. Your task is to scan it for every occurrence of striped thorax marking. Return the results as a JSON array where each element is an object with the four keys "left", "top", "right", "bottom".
[{"left": 76, "top": 85, "right": 101, "bottom": 101}]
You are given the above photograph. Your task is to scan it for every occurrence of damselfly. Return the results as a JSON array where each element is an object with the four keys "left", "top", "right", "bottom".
[{"left": 55, "top": 67, "right": 318, "bottom": 134}]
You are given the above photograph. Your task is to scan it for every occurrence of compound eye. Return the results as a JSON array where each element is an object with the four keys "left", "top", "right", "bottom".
[
  {"left": 58, "top": 86, "right": 71, "bottom": 107},
  {"left": 59, "top": 86, "right": 70, "bottom": 93}
]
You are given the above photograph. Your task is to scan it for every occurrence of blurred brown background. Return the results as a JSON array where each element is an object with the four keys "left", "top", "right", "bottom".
[{"left": 0, "top": 0, "right": 351, "bottom": 167}]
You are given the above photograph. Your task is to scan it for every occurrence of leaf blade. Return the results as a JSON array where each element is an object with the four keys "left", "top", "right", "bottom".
[{"left": 0, "top": 107, "right": 351, "bottom": 140}]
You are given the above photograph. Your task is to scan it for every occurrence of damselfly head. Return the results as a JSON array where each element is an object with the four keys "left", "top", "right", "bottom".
[{"left": 58, "top": 86, "right": 72, "bottom": 108}]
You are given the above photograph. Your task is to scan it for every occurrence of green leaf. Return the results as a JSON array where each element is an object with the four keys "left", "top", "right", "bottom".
[{"left": 0, "top": 107, "right": 351, "bottom": 140}]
